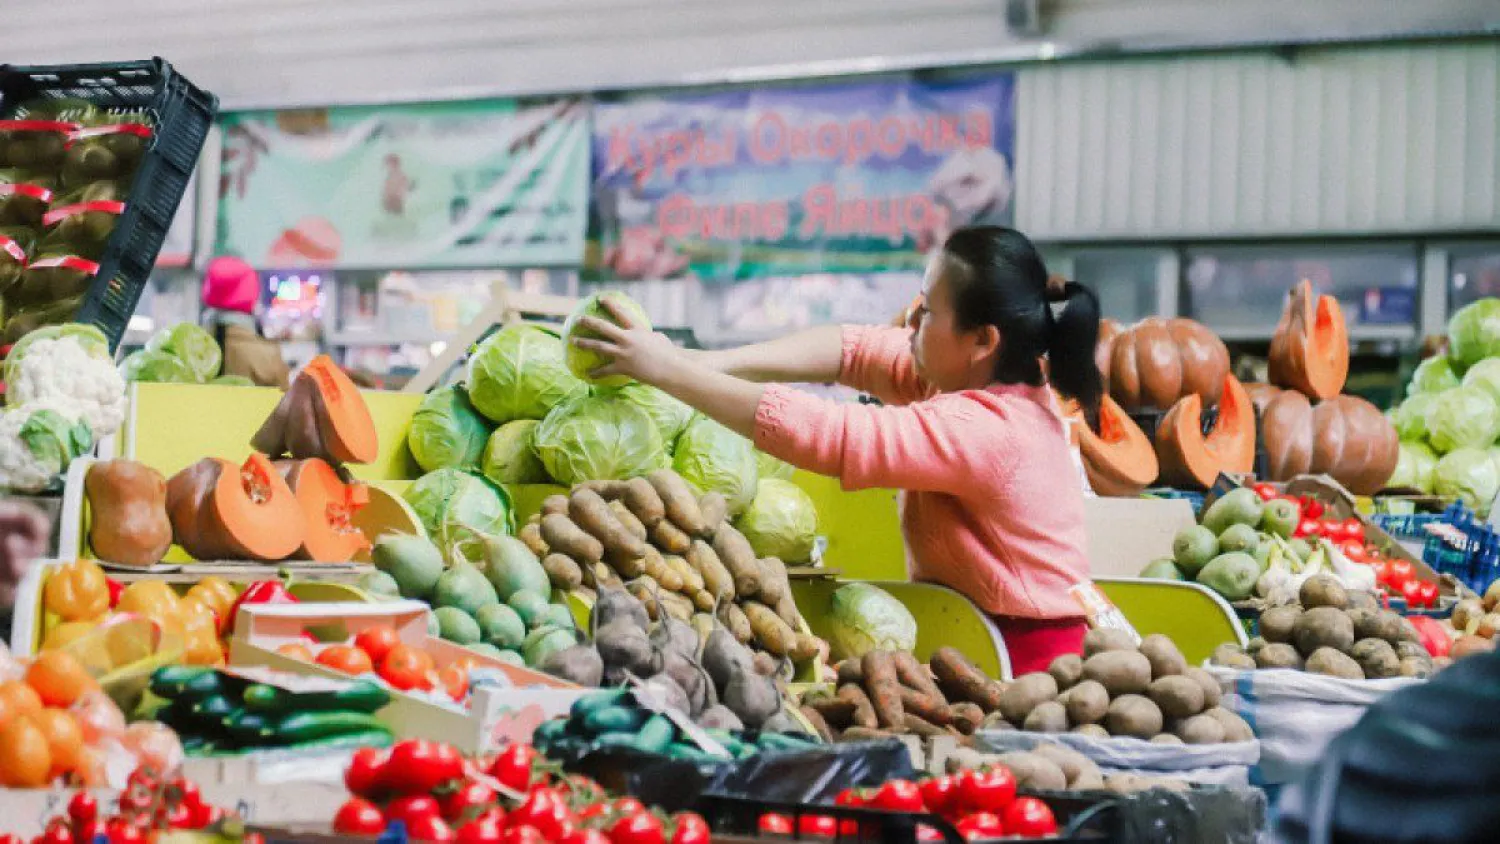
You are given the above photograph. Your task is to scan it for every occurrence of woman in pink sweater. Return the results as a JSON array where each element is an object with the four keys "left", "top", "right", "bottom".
[{"left": 573, "top": 226, "right": 1103, "bottom": 674}]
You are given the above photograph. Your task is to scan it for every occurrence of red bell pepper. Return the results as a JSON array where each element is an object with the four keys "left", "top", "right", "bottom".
[
  {"left": 1407, "top": 614, "right": 1451, "bottom": 657},
  {"left": 106, "top": 577, "right": 124, "bottom": 609},
  {"left": 224, "top": 574, "right": 298, "bottom": 633}
]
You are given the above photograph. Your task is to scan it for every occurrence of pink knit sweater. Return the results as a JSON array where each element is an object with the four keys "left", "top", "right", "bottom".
[{"left": 753, "top": 325, "right": 1091, "bottom": 619}]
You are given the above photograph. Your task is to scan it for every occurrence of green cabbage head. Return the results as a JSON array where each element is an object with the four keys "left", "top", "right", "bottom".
[
  {"left": 673, "top": 415, "right": 759, "bottom": 516},
  {"left": 465, "top": 325, "right": 587, "bottom": 423},
  {"left": 1425, "top": 385, "right": 1500, "bottom": 454},
  {"left": 146, "top": 323, "right": 222, "bottom": 382},
  {"left": 607, "top": 383, "right": 694, "bottom": 448},
  {"left": 756, "top": 450, "right": 797, "bottom": 481},
  {"left": 735, "top": 479, "right": 818, "bottom": 563},
  {"left": 826, "top": 583, "right": 917, "bottom": 662},
  {"left": 1462, "top": 358, "right": 1500, "bottom": 406},
  {"left": 562, "top": 292, "right": 651, "bottom": 387},
  {"left": 481, "top": 419, "right": 551, "bottom": 485},
  {"left": 1391, "top": 393, "right": 1436, "bottom": 442},
  {"left": 403, "top": 467, "right": 514, "bottom": 547},
  {"left": 408, "top": 386, "right": 490, "bottom": 472},
  {"left": 1389, "top": 441, "right": 1439, "bottom": 493},
  {"left": 1408, "top": 356, "right": 1461, "bottom": 396},
  {"left": 533, "top": 394, "right": 666, "bottom": 484},
  {"left": 1434, "top": 447, "right": 1500, "bottom": 517},
  {"left": 1448, "top": 299, "right": 1500, "bottom": 369},
  {"left": 119, "top": 350, "right": 196, "bottom": 384}
]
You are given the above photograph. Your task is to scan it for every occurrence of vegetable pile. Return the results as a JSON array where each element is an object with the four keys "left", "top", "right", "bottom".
[
  {"left": 941, "top": 746, "right": 1196, "bottom": 796},
  {"left": 120, "top": 321, "right": 251, "bottom": 386},
  {"left": 270, "top": 620, "right": 497, "bottom": 705},
  {"left": 794, "top": 774, "right": 1061, "bottom": 840},
  {"left": 40, "top": 564, "right": 237, "bottom": 668},
  {"left": 31, "top": 764, "right": 239, "bottom": 841},
  {"left": 1210, "top": 574, "right": 1440, "bottom": 679},
  {"left": 799, "top": 648, "right": 995, "bottom": 744}
]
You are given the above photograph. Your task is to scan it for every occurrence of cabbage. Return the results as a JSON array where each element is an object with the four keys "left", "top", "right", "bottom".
[
  {"left": 1389, "top": 441, "right": 1439, "bottom": 493},
  {"left": 146, "top": 323, "right": 222, "bottom": 382},
  {"left": 1390, "top": 394, "right": 1436, "bottom": 442},
  {"left": 533, "top": 394, "right": 666, "bottom": 484},
  {"left": 826, "top": 583, "right": 917, "bottom": 662},
  {"left": 120, "top": 350, "right": 196, "bottom": 383},
  {"left": 1425, "top": 385, "right": 1500, "bottom": 454},
  {"left": 562, "top": 292, "right": 651, "bottom": 387},
  {"left": 756, "top": 450, "right": 797, "bottom": 481},
  {"left": 608, "top": 383, "right": 694, "bottom": 448},
  {"left": 403, "top": 468, "right": 514, "bottom": 547},
  {"left": 1434, "top": 447, "right": 1500, "bottom": 517},
  {"left": 735, "top": 479, "right": 818, "bottom": 563},
  {"left": 1448, "top": 299, "right": 1500, "bottom": 369},
  {"left": 1408, "top": 356, "right": 1461, "bottom": 396},
  {"left": 673, "top": 415, "right": 759, "bottom": 516},
  {"left": 481, "top": 420, "right": 550, "bottom": 485},
  {"left": 1462, "top": 357, "right": 1500, "bottom": 405},
  {"left": 408, "top": 386, "right": 491, "bottom": 472},
  {"left": 466, "top": 325, "right": 588, "bottom": 424}
]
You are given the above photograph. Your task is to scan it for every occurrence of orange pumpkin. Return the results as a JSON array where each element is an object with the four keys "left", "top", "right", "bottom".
[
  {"left": 1106, "top": 318, "right": 1231, "bottom": 412},
  {"left": 1155, "top": 374, "right": 1257, "bottom": 489},
  {"left": 165, "top": 453, "right": 305, "bottom": 562},
  {"left": 1256, "top": 385, "right": 1399, "bottom": 495},
  {"left": 1075, "top": 395, "right": 1159, "bottom": 497},
  {"left": 1268, "top": 280, "right": 1349, "bottom": 401},
  {"left": 1095, "top": 318, "right": 1122, "bottom": 389},
  {"left": 275, "top": 457, "right": 371, "bottom": 562}
]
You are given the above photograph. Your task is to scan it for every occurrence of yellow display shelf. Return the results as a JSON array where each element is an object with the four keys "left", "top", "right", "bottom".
[
  {"left": 1094, "top": 578, "right": 1249, "bottom": 666},
  {"left": 793, "top": 473, "right": 907, "bottom": 582}
]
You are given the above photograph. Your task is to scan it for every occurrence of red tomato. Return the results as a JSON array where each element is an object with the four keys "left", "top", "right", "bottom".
[
  {"left": 797, "top": 815, "right": 838, "bottom": 838},
  {"left": 355, "top": 625, "right": 401, "bottom": 664},
  {"left": 1338, "top": 517, "right": 1364, "bottom": 542},
  {"left": 1301, "top": 497, "right": 1325, "bottom": 520},
  {"left": 334, "top": 798, "right": 388, "bottom": 835},
  {"left": 833, "top": 788, "right": 866, "bottom": 837},
  {"left": 1408, "top": 615, "right": 1452, "bottom": 657},
  {"left": 1401, "top": 578, "right": 1425, "bottom": 607},
  {"left": 36, "top": 820, "right": 73, "bottom": 844},
  {"left": 1002, "top": 797, "right": 1058, "bottom": 838},
  {"left": 1370, "top": 558, "right": 1391, "bottom": 587},
  {"left": 1251, "top": 482, "right": 1278, "bottom": 501},
  {"left": 317, "top": 644, "right": 374, "bottom": 675},
  {"left": 388, "top": 795, "right": 443, "bottom": 828},
  {"left": 956, "top": 812, "right": 1006, "bottom": 841},
  {"left": 609, "top": 812, "right": 666, "bottom": 844},
  {"left": 1387, "top": 560, "right": 1416, "bottom": 592},
  {"left": 956, "top": 768, "right": 1017, "bottom": 814},
  {"left": 68, "top": 791, "right": 98, "bottom": 825},
  {"left": 916, "top": 826, "right": 946, "bottom": 842},
  {"left": 612, "top": 798, "right": 646, "bottom": 817},
  {"left": 920, "top": 776, "right": 959, "bottom": 817},
  {"left": 382, "top": 740, "right": 464, "bottom": 796},
  {"left": 382, "top": 644, "right": 437, "bottom": 691},
  {"left": 1338, "top": 540, "right": 1367, "bottom": 562},
  {"left": 500, "top": 828, "right": 545, "bottom": 844},
  {"left": 1295, "top": 518, "right": 1322, "bottom": 538},
  {"left": 871, "top": 779, "right": 926, "bottom": 813},
  {"left": 72, "top": 823, "right": 107, "bottom": 844},
  {"left": 406, "top": 813, "right": 457, "bottom": 843},
  {"left": 455, "top": 813, "right": 506, "bottom": 844},
  {"left": 439, "top": 662, "right": 470, "bottom": 702},
  {"left": 345, "top": 746, "right": 388, "bottom": 798},
  {"left": 507, "top": 787, "right": 575, "bottom": 839},
  {"left": 105, "top": 820, "right": 145, "bottom": 844},
  {"left": 558, "top": 831, "right": 611, "bottom": 844},
  {"left": 441, "top": 781, "right": 499, "bottom": 824},
  {"left": 758, "top": 813, "right": 794, "bottom": 835},
  {"left": 1417, "top": 579, "right": 1440, "bottom": 609},
  {"left": 489, "top": 743, "right": 538, "bottom": 791},
  {"left": 670, "top": 812, "right": 711, "bottom": 844}
]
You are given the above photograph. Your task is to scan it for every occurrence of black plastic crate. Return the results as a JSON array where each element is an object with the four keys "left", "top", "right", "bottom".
[{"left": 0, "top": 57, "right": 217, "bottom": 352}]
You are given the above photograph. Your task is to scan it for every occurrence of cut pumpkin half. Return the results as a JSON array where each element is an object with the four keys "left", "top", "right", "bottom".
[
  {"left": 1268, "top": 279, "right": 1349, "bottom": 401},
  {"left": 276, "top": 458, "right": 371, "bottom": 562},
  {"left": 1077, "top": 395, "right": 1159, "bottom": 497},
  {"left": 1155, "top": 374, "right": 1257, "bottom": 489},
  {"left": 252, "top": 355, "right": 378, "bottom": 466},
  {"left": 165, "top": 453, "right": 305, "bottom": 561}
]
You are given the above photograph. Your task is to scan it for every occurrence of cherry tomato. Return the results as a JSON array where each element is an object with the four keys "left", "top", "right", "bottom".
[
  {"left": 1340, "top": 517, "right": 1364, "bottom": 542},
  {"left": 833, "top": 788, "right": 866, "bottom": 836},
  {"left": 442, "top": 781, "right": 499, "bottom": 824},
  {"left": 1417, "top": 579, "right": 1440, "bottom": 610},
  {"left": 317, "top": 644, "right": 374, "bottom": 675},
  {"left": 1387, "top": 559, "right": 1417, "bottom": 592},
  {"left": 455, "top": 813, "right": 506, "bottom": 844},
  {"left": 558, "top": 830, "right": 611, "bottom": 844},
  {"left": 164, "top": 802, "right": 196, "bottom": 829},
  {"left": 1003, "top": 797, "right": 1059, "bottom": 838},
  {"left": 1295, "top": 518, "right": 1322, "bottom": 538},
  {"left": 105, "top": 820, "right": 145, "bottom": 844},
  {"left": 500, "top": 828, "right": 545, "bottom": 844},
  {"left": 489, "top": 743, "right": 538, "bottom": 791},
  {"left": 919, "top": 775, "right": 959, "bottom": 817},
  {"left": 355, "top": 625, "right": 401, "bottom": 664},
  {"left": 1338, "top": 539, "right": 1367, "bottom": 562},
  {"left": 406, "top": 813, "right": 457, "bottom": 843},
  {"left": 194, "top": 804, "right": 226, "bottom": 829},
  {"left": 1401, "top": 578, "right": 1425, "bottom": 607},
  {"left": 956, "top": 812, "right": 1006, "bottom": 841},
  {"left": 956, "top": 768, "right": 1017, "bottom": 814},
  {"left": 1301, "top": 497, "right": 1325, "bottom": 520},
  {"left": 439, "top": 662, "right": 470, "bottom": 702},
  {"left": 871, "top": 779, "right": 925, "bottom": 813},
  {"left": 916, "top": 826, "right": 946, "bottom": 842},
  {"left": 334, "top": 798, "right": 388, "bottom": 835},
  {"left": 758, "top": 813, "right": 793, "bottom": 835},
  {"left": 1251, "top": 482, "right": 1278, "bottom": 501},
  {"left": 508, "top": 787, "right": 575, "bottom": 839},
  {"left": 381, "top": 644, "right": 437, "bottom": 691},
  {"left": 67, "top": 791, "right": 98, "bottom": 825},
  {"left": 670, "top": 812, "right": 711, "bottom": 844},
  {"left": 383, "top": 739, "right": 465, "bottom": 796},
  {"left": 345, "top": 746, "right": 388, "bottom": 798},
  {"left": 36, "top": 820, "right": 73, "bottom": 844},
  {"left": 609, "top": 812, "right": 666, "bottom": 844},
  {"left": 72, "top": 823, "right": 107, "bottom": 844},
  {"left": 387, "top": 795, "right": 443, "bottom": 828},
  {"left": 796, "top": 815, "right": 838, "bottom": 838}
]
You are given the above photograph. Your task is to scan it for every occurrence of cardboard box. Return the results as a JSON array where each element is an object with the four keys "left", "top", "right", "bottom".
[
  {"left": 1083, "top": 496, "right": 1197, "bottom": 578},
  {"left": 230, "top": 600, "right": 586, "bottom": 755}
]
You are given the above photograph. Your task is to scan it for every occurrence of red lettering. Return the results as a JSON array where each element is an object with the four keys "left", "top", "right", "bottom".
[
  {"left": 844, "top": 118, "right": 874, "bottom": 166},
  {"left": 657, "top": 193, "right": 695, "bottom": 240},
  {"left": 936, "top": 116, "right": 961, "bottom": 151},
  {"left": 799, "top": 184, "right": 836, "bottom": 239},
  {"left": 836, "top": 197, "right": 868, "bottom": 235},
  {"left": 814, "top": 122, "right": 842, "bottom": 160},
  {"left": 869, "top": 197, "right": 903, "bottom": 243},
  {"left": 749, "top": 113, "right": 786, "bottom": 164},
  {"left": 761, "top": 201, "right": 790, "bottom": 240},
  {"left": 966, "top": 110, "right": 993, "bottom": 148},
  {"left": 696, "top": 204, "right": 727, "bottom": 239},
  {"left": 605, "top": 124, "right": 640, "bottom": 174},
  {"left": 876, "top": 117, "right": 905, "bottom": 159}
]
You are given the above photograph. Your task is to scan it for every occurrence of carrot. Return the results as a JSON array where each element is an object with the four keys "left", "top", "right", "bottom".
[
  {"left": 898, "top": 687, "right": 953, "bottom": 726},
  {"left": 902, "top": 712, "right": 946, "bottom": 738},
  {"left": 540, "top": 514, "right": 603, "bottom": 563},
  {"left": 712, "top": 526, "right": 763, "bottom": 597},
  {"left": 622, "top": 477, "right": 666, "bottom": 527},
  {"left": 894, "top": 651, "right": 947, "bottom": 704},
  {"left": 569, "top": 488, "right": 646, "bottom": 562},
  {"left": 687, "top": 540, "right": 734, "bottom": 601},
  {"left": 742, "top": 601, "right": 797, "bottom": 657},
  {"left": 836, "top": 684, "right": 879, "bottom": 730},
  {"left": 949, "top": 702, "right": 984, "bottom": 735},
  {"left": 804, "top": 697, "right": 857, "bottom": 728},
  {"left": 540, "top": 494, "right": 570, "bottom": 517},
  {"left": 836, "top": 660, "right": 864, "bottom": 686},
  {"left": 860, "top": 651, "right": 905, "bottom": 729},
  {"left": 838, "top": 727, "right": 893, "bottom": 743},
  {"left": 607, "top": 500, "right": 649, "bottom": 542},
  {"left": 756, "top": 557, "right": 790, "bottom": 607},
  {"left": 646, "top": 470, "right": 704, "bottom": 535},
  {"left": 799, "top": 706, "right": 835, "bottom": 743},
  {"left": 649, "top": 519, "right": 692, "bottom": 555},
  {"left": 930, "top": 647, "right": 1005, "bottom": 713},
  {"left": 698, "top": 492, "right": 728, "bottom": 538}
]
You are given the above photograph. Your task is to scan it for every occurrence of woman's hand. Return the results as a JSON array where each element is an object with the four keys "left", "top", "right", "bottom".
[
  {"left": 0, "top": 501, "right": 48, "bottom": 608},
  {"left": 572, "top": 299, "right": 686, "bottom": 386}
]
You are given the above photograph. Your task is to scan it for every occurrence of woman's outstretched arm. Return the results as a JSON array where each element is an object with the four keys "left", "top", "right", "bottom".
[{"left": 694, "top": 326, "right": 844, "bottom": 384}]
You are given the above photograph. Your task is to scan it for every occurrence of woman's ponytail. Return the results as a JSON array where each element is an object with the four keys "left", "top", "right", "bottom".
[{"left": 1045, "top": 280, "right": 1103, "bottom": 418}]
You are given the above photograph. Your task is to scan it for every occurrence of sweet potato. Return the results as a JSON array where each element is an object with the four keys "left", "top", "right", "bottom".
[
  {"left": 518, "top": 522, "right": 549, "bottom": 558},
  {"left": 691, "top": 590, "right": 716, "bottom": 612},
  {"left": 570, "top": 488, "right": 646, "bottom": 561},
  {"left": 664, "top": 554, "right": 704, "bottom": 593},
  {"left": 718, "top": 601, "right": 754, "bottom": 644},
  {"left": 687, "top": 540, "right": 735, "bottom": 600},
  {"left": 650, "top": 515, "right": 694, "bottom": 555},
  {"left": 774, "top": 594, "right": 805, "bottom": 630},
  {"left": 657, "top": 590, "right": 695, "bottom": 622},
  {"left": 743, "top": 600, "right": 797, "bottom": 657},
  {"left": 837, "top": 683, "right": 879, "bottom": 730},
  {"left": 930, "top": 647, "right": 1005, "bottom": 712},
  {"left": 608, "top": 500, "right": 649, "bottom": 542},
  {"left": 641, "top": 546, "right": 684, "bottom": 592},
  {"left": 647, "top": 470, "right": 706, "bottom": 535},
  {"left": 800, "top": 706, "right": 835, "bottom": 742},
  {"left": 579, "top": 480, "right": 631, "bottom": 500},
  {"left": 894, "top": 651, "right": 947, "bottom": 703},
  {"left": 626, "top": 578, "right": 663, "bottom": 621},
  {"left": 540, "top": 494, "right": 570, "bottom": 517},
  {"left": 712, "top": 526, "right": 763, "bottom": 597},
  {"left": 699, "top": 492, "right": 729, "bottom": 538},
  {"left": 756, "top": 557, "right": 790, "bottom": 607},
  {"left": 861, "top": 651, "right": 906, "bottom": 729},
  {"left": 541, "top": 553, "right": 583, "bottom": 591},
  {"left": 837, "top": 660, "right": 864, "bottom": 686},
  {"left": 540, "top": 514, "right": 603, "bottom": 563},
  {"left": 789, "top": 633, "right": 823, "bottom": 663}
]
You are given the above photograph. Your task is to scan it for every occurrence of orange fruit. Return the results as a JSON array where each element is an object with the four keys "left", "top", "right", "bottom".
[
  {"left": 0, "top": 681, "right": 43, "bottom": 729},
  {"left": 26, "top": 651, "right": 97, "bottom": 708},
  {"left": 277, "top": 642, "right": 313, "bottom": 661},
  {"left": 0, "top": 717, "right": 52, "bottom": 787},
  {"left": 27, "top": 708, "right": 83, "bottom": 776}
]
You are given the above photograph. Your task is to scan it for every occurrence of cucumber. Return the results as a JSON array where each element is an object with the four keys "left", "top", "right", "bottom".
[
  {"left": 272, "top": 711, "right": 391, "bottom": 745},
  {"left": 533, "top": 718, "right": 568, "bottom": 752},
  {"left": 192, "top": 694, "right": 237, "bottom": 722},
  {"left": 281, "top": 728, "right": 393, "bottom": 752},
  {"left": 242, "top": 681, "right": 391, "bottom": 715},
  {"left": 150, "top": 665, "right": 216, "bottom": 699},
  {"left": 224, "top": 710, "right": 276, "bottom": 744},
  {"left": 757, "top": 732, "right": 815, "bottom": 751},
  {"left": 591, "top": 732, "right": 640, "bottom": 750},
  {"left": 581, "top": 705, "right": 648, "bottom": 735},
  {"left": 569, "top": 688, "right": 629, "bottom": 720},
  {"left": 631, "top": 714, "right": 676, "bottom": 755}
]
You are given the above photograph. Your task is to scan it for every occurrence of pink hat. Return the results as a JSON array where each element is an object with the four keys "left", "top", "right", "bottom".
[{"left": 202, "top": 256, "right": 260, "bottom": 314}]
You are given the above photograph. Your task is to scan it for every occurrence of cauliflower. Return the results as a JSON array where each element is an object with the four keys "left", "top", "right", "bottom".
[
  {"left": 6, "top": 334, "right": 126, "bottom": 436},
  {"left": 0, "top": 399, "right": 94, "bottom": 493}
]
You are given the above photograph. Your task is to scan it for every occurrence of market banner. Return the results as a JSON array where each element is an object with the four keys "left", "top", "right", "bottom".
[
  {"left": 217, "top": 99, "right": 589, "bottom": 269},
  {"left": 586, "top": 74, "right": 1015, "bottom": 281}
]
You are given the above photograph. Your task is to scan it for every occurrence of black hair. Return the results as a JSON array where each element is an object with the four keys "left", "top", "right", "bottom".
[{"left": 940, "top": 226, "right": 1103, "bottom": 416}]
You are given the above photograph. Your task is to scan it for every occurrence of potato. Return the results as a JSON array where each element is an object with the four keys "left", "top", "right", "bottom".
[
  {"left": 1259, "top": 605, "right": 1302, "bottom": 644},
  {"left": 1473, "top": 613, "right": 1500, "bottom": 639},
  {"left": 1032, "top": 743, "right": 1093, "bottom": 784},
  {"left": 1345, "top": 590, "right": 1380, "bottom": 612},
  {"left": 1061, "top": 680, "right": 1109, "bottom": 726},
  {"left": 997, "top": 673, "right": 1059, "bottom": 724},
  {"left": 1299, "top": 573, "right": 1349, "bottom": 610},
  {"left": 1183, "top": 666, "right": 1223, "bottom": 709},
  {"left": 1173, "top": 713, "right": 1226, "bottom": 744},
  {"left": 1484, "top": 577, "right": 1500, "bottom": 611},
  {"left": 1390, "top": 614, "right": 1422, "bottom": 645},
  {"left": 1293, "top": 607, "right": 1356, "bottom": 656},
  {"left": 1350, "top": 638, "right": 1401, "bottom": 679},
  {"left": 1072, "top": 724, "right": 1110, "bottom": 739},
  {"left": 541, "top": 514, "right": 605, "bottom": 563},
  {"left": 607, "top": 500, "right": 649, "bottom": 542},
  {"left": 1105, "top": 774, "right": 1149, "bottom": 794},
  {"left": 1083, "top": 628, "right": 1136, "bottom": 658},
  {"left": 1138, "top": 634, "right": 1187, "bottom": 679},
  {"left": 1105, "top": 694, "right": 1163, "bottom": 739},
  {"left": 1203, "top": 706, "right": 1254, "bottom": 742},
  {"left": 1210, "top": 643, "right": 1256, "bottom": 670},
  {"left": 1070, "top": 768, "right": 1105, "bottom": 791},
  {"left": 1081, "top": 650, "right": 1152, "bottom": 696},
  {"left": 1400, "top": 655, "right": 1435, "bottom": 678},
  {"left": 1305, "top": 647, "right": 1365, "bottom": 680},
  {"left": 996, "top": 751, "right": 1067, "bottom": 791},
  {"left": 1147, "top": 675, "right": 1205, "bottom": 719},
  {"left": 981, "top": 711, "right": 1015, "bottom": 731},
  {"left": 1023, "top": 701, "right": 1068, "bottom": 733},
  {"left": 1048, "top": 653, "right": 1083, "bottom": 690},
  {"left": 1254, "top": 643, "right": 1304, "bottom": 670},
  {"left": 1245, "top": 637, "right": 1267, "bottom": 655},
  {"left": 1150, "top": 733, "right": 1184, "bottom": 745},
  {"left": 1451, "top": 598, "right": 1484, "bottom": 632}
]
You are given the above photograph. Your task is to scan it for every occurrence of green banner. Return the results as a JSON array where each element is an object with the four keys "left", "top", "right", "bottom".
[{"left": 217, "top": 99, "right": 588, "bottom": 268}]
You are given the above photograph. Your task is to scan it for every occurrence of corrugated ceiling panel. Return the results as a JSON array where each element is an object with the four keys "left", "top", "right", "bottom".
[{"left": 1017, "top": 42, "right": 1500, "bottom": 239}]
